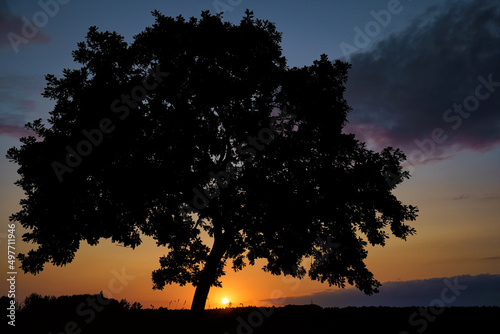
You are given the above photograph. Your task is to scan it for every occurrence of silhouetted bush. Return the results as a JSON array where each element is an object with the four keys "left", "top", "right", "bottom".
[{"left": 21, "top": 292, "right": 56, "bottom": 311}]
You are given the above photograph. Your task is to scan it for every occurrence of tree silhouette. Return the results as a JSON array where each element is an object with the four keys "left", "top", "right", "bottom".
[{"left": 7, "top": 10, "right": 417, "bottom": 312}]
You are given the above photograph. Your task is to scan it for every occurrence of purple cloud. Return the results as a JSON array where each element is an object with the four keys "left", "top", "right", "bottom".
[
  {"left": 0, "top": 0, "right": 50, "bottom": 51},
  {"left": 0, "top": 123, "right": 31, "bottom": 137},
  {"left": 0, "top": 75, "right": 47, "bottom": 138},
  {"left": 344, "top": 0, "right": 500, "bottom": 164}
]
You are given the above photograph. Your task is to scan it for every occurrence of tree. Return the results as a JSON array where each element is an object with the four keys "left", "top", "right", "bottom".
[{"left": 7, "top": 10, "right": 418, "bottom": 312}]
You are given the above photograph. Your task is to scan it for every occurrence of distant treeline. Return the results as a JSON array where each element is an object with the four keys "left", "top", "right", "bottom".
[{"left": 2, "top": 294, "right": 499, "bottom": 333}]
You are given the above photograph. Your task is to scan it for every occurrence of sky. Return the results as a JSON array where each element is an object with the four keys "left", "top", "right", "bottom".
[{"left": 1, "top": 0, "right": 500, "bottom": 311}]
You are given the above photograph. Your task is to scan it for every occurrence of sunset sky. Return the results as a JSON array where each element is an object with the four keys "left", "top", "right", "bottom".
[{"left": 1, "top": 0, "right": 500, "bottom": 310}]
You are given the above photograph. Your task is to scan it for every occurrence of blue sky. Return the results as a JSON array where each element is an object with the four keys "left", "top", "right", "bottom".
[{"left": 1, "top": 0, "right": 500, "bottom": 309}]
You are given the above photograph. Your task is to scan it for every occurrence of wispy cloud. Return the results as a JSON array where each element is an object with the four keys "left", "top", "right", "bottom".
[
  {"left": 345, "top": 0, "right": 500, "bottom": 164},
  {"left": 0, "top": 74, "right": 48, "bottom": 138},
  {"left": 0, "top": 123, "right": 31, "bottom": 137},
  {"left": 0, "top": 0, "right": 50, "bottom": 50},
  {"left": 448, "top": 194, "right": 500, "bottom": 201},
  {"left": 450, "top": 195, "right": 469, "bottom": 201},
  {"left": 262, "top": 274, "right": 500, "bottom": 307}
]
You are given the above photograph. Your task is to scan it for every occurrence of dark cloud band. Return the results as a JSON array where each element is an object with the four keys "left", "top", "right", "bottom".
[{"left": 344, "top": 0, "right": 500, "bottom": 164}]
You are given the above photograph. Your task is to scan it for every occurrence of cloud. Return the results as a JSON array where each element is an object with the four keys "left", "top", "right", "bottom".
[
  {"left": 0, "top": 75, "right": 48, "bottom": 138},
  {"left": 262, "top": 274, "right": 500, "bottom": 307},
  {"left": 450, "top": 194, "right": 469, "bottom": 201},
  {"left": 0, "top": 123, "right": 31, "bottom": 137},
  {"left": 344, "top": 0, "right": 500, "bottom": 164},
  {"left": 0, "top": 0, "right": 49, "bottom": 51},
  {"left": 448, "top": 194, "right": 500, "bottom": 201}
]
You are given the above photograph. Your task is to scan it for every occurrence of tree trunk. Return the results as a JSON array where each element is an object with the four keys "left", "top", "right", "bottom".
[{"left": 190, "top": 235, "right": 227, "bottom": 312}]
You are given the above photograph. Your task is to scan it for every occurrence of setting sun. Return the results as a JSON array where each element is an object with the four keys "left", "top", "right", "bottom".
[{"left": 222, "top": 298, "right": 229, "bottom": 305}]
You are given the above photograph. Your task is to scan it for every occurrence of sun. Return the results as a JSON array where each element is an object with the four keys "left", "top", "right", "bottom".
[{"left": 222, "top": 298, "right": 229, "bottom": 305}]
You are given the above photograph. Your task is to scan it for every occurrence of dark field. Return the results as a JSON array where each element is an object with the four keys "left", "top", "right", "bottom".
[{"left": 6, "top": 295, "right": 499, "bottom": 334}]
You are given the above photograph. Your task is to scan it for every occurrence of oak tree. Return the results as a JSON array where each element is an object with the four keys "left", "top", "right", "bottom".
[{"left": 7, "top": 10, "right": 417, "bottom": 312}]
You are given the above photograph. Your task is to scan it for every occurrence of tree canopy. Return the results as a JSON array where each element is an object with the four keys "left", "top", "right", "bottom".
[{"left": 7, "top": 10, "right": 418, "bottom": 311}]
